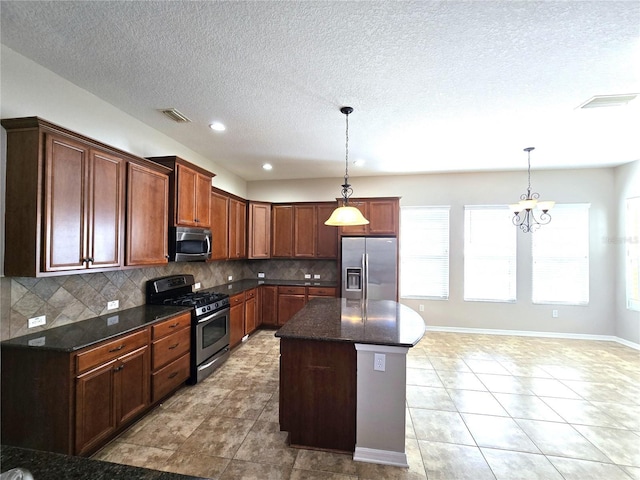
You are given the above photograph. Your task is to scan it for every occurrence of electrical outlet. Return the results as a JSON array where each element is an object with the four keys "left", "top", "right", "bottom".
[
  {"left": 258, "top": 272, "right": 265, "bottom": 278},
  {"left": 374, "top": 353, "right": 386, "bottom": 372},
  {"left": 313, "top": 274, "right": 320, "bottom": 279},
  {"left": 228, "top": 275, "right": 233, "bottom": 282},
  {"left": 194, "top": 282, "right": 201, "bottom": 290},
  {"left": 107, "top": 300, "right": 119, "bottom": 310},
  {"left": 304, "top": 274, "right": 311, "bottom": 279},
  {"left": 28, "top": 315, "right": 46, "bottom": 328},
  {"left": 552, "top": 309, "right": 559, "bottom": 318},
  {"left": 419, "top": 304, "right": 424, "bottom": 312}
]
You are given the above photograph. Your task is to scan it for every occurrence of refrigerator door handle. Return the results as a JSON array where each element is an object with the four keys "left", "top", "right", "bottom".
[{"left": 363, "top": 253, "right": 369, "bottom": 300}]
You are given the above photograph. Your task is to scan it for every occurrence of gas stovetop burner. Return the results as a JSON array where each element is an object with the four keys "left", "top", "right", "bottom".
[
  {"left": 146, "top": 274, "right": 230, "bottom": 316},
  {"left": 163, "top": 292, "right": 228, "bottom": 308}
]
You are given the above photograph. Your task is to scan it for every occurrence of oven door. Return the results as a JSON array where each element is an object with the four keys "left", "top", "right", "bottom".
[{"left": 195, "top": 306, "right": 230, "bottom": 365}]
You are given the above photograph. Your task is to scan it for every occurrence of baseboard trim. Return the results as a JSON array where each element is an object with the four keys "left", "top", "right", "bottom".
[
  {"left": 353, "top": 446, "right": 409, "bottom": 468},
  {"left": 424, "top": 325, "right": 640, "bottom": 351}
]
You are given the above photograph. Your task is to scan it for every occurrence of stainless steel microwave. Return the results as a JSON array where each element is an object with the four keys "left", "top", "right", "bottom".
[{"left": 169, "top": 226, "right": 212, "bottom": 262}]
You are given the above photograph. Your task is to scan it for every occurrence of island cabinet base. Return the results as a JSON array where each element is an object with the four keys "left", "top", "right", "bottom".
[{"left": 279, "top": 338, "right": 356, "bottom": 453}]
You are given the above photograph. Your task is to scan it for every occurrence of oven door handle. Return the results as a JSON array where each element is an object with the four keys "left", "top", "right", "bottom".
[
  {"left": 197, "top": 309, "right": 227, "bottom": 323},
  {"left": 198, "top": 353, "right": 225, "bottom": 371}
]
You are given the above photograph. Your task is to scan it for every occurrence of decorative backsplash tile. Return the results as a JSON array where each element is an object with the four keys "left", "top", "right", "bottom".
[{"left": 0, "top": 260, "right": 337, "bottom": 340}]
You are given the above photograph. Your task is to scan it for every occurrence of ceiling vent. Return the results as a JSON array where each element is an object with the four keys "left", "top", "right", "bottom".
[
  {"left": 159, "top": 108, "right": 191, "bottom": 123},
  {"left": 578, "top": 94, "right": 638, "bottom": 109}
]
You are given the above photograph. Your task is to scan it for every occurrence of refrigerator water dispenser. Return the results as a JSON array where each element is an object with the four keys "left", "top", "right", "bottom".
[{"left": 345, "top": 268, "right": 362, "bottom": 291}]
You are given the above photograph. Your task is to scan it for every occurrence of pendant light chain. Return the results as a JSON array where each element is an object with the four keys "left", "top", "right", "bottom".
[{"left": 344, "top": 111, "right": 349, "bottom": 181}]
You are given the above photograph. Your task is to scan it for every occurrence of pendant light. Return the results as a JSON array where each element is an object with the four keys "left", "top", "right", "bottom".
[
  {"left": 325, "top": 106, "right": 370, "bottom": 226},
  {"left": 510, "top": 147, "right": 555, "bottom": 233}
]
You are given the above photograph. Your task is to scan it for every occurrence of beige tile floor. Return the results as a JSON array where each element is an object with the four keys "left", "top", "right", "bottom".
[{"left": 94, "top": 330, "right": 640, "bottom": 479}]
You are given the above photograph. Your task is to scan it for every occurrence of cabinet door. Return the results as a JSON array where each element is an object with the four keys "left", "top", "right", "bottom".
[
  {"left": 195, "top": 172, "right": 212, "bottom": 228},
  {"left": 75, "top": 361, "right": 116, "bottom": 455},
  {"left": 339, "top": 201, "right": 369, "bottom": 235},
  {"left": 244, "top": 291, "right": 257, "bottom": 335},
  {"left": 278, "top": 294, "right": 307, "bottom": 326},
  {"left": 44, "top": 133, "right": 89, "bottom": 271},
  {"left": 88, "top": 150, "right": 124, "bottom": 268},
  {"left": 115, "top": 346, "right": 150, "bottom": 427},
  {"left": 210, "top": 191, "right": 229, "bottom": 260},
  {"left": 260, "top": 286, "right": 278, "bottom": 327},
  {"left": 176, "top": 164, "right": 197, "bottom": 226},
  {"left": 126, "top": 163, "right": 169, "bottom": 266},
  {"left": 316, "top": 204, "right": 338, "bottom": 258},
  {"left": 368, "top": 199, "right": 399, "bottom": 235},
  {"left": 272, "top": 205, "right": 293, "bottom": 257},
  {"left": 248, "top": 202, "right": 271, "bottom": 259},
  {"left": 229, "top": 199, "right": 247, "bottom": 259},
  {"left": 294, "top": 205, "right": 316, "bottom": 257},
  {"left": 229, "top": 299, "right": 245, "bottom": 347}
]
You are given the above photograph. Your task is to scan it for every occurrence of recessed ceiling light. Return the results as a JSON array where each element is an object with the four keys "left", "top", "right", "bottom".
[
  {"left": 209, "top": 122, "right": 226, "bottom": 131},
  {"left": 262, "top": 163, "right": 273, "bottom": 171},
  {"left": 577, "top": 93, "right": 638, "bottom": 109},
  {"left": 353, "top": 159, "right": 365, "bottom": 167}
]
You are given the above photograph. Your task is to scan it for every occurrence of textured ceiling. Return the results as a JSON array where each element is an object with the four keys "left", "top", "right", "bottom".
[{"left": 1, "top": 1, "right": 639, "bottom": 181}]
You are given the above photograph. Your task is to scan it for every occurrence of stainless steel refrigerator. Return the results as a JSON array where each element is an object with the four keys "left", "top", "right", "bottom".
[{"left": 341, "top": 237, "right": 398, "bottom": 301}]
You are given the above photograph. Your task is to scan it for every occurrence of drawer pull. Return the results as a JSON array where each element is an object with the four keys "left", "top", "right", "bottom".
[
  {"left": 109, "top": 344, "right": 125, "bottom": 352},
  {"left": 168, "top": 372, "right": 179, "bottom": 379},
  {"left": 169, "top": 322, "right": 180, "bottom": 328},
  {"left": 113, "top": 365, "right": 124, "bottom": 372},
  {"left": 168, "top": 343, "right": 180, "bottom": 350}
]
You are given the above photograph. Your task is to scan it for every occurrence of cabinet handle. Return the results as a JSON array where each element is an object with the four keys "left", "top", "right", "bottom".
[
  {"left": 168, "top": 372, "right": 179, "bottom": 379},
  {"left": 169, "top": 323, "right": 180, "bottom": 328},
  {"left": 113, "top": 365, "right": 124, "bottom": 372},
  {"left": 168, "top": 343, "right": 179, "bottom": 350},
  {"left": 109, "top": 344, "right": 125, "bottom": 352}
]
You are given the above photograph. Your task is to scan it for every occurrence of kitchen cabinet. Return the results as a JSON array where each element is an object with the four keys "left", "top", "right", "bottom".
[
  {"left": 307, "top": 286, "right": 337, "bottom": 301},
  {"left": 294, "top": 205, "right": 316, "bottom": 257},
  {"left": 248, "top": 202, "right": 271, "bottom": 259},
  {"left": 147, "top": 156, "right": 214, "bottom": 228},
  {"left": 150, "top": 312, "right": 191, "bottom": 404},
  {"left": 74, "top": 329, "right": 150, "bottom": 456},
  {"left": 244, "top": 288, "right": 257, "bottom": 335},
  {"left": 230, "top": 292, "right": 245, "bottom": 347},
  {"left": 272, "top": 203, "right": 338, "bottom": 259},
  {"left": 210, "top": 189, "right": 230, "bottom": 260},
  {"left": 272, "top": 205, "right": 294, "bottom": 257},
  {"left": 125, "top": 161, "right": 170, "bottom": 266},
  {"left": 277, "top": 286, "right": 307, "bottom": 326},
  {"left": 316, "top": 203, "right": 339, "bottom": 258},
  {"left": 339, "top": 197, "right": 400, "bottom": 237},
  {"left": 229, "top": 198, "right": 247, "bottom": 259},
  {"left": 1, "top": 117, "right": 129, "bottom": 276},
  {"left": 260, "top": 285, "right": 278, "bottom": 327}
]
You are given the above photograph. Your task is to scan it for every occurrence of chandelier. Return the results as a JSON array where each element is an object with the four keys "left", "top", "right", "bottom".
[
  {"left": 324, "top": 106, "right": 370, "bottom": 226},
  {"left": 510, "top": 147, "right": 555, "bottom": 233}
]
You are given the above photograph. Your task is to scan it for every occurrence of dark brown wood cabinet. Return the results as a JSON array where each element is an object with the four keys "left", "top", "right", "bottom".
[
  {"left": 277, "top": 286, "right": 307, "bottom": 326},
  {"left": 248, "top": 202, "right": 271, "bottom": 259},
  {"left": 229, "top": 198, "right": 247, "bottom": 259},
  {"left": 294, "top": 205, "right": 316, "bottom": 257},
  {"left": 260, "top": 285, "right": 278, "bottom": 327},
  {"left": 244, "top": 288, "right": 257, "bottom": 335},
  {"left": 271, "top": 205, "right": 294, "bottom": 257},
  {"left": 339, "top": 197, "right": 400, "bottom": 236},
  {"left": 210, "top": 189, "right": 230, "bottom": 260},
  {"left": 307, "top": 286, "right": 338, "bottom": 301},
  {"left": 147, "top": 156, "right": 214, "bottom": 228},
  {"left": 150, "top": 312, "right": 191, "bottom": 404},
  {"left": 230, "top": 292, "right": 245, "bottom": 347},
  {"left": 316, "top": 203, "right": 339, "bottom": 258},
  {"left": 126, "top": 161, "right": 170, "bottom": 266},
  {"left": 272, "top": 203, "right": 338, "bottom": 259}
]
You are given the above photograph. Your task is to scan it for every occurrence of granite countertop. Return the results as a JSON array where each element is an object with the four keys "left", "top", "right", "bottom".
[
  {"left": 0, "top": 445, "right": 207, "bottom": 480},
  {"left": 207, "top": 278, "right": 337, "bottom": 296},
  {"left": 0, "top": 305, "right": 190, "bottom": 352},
  {"left": 275, "top": 298, "right": 426, "bottom": 347}
]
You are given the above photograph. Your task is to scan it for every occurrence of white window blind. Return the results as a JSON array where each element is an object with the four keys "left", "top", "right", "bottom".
[
  {"left": 532, "top": 204, "right": 590, "bottom": 305},
  {"left": 400, "top": 206, "right": 450, "bottom": 299},
  {"left": 626, "top": 197, "right": 640, "bottom": 311},
  {"left": 464, "top": 206, "right": 516, "bottom": 302}
]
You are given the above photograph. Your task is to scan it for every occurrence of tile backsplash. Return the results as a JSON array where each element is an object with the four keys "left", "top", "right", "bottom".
[{"left": 0, "top": 259, "right": 337, "bottom": 341}]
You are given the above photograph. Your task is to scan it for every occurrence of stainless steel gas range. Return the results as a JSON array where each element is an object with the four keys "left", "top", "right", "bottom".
[{"left": 146, "top": 274, "right": 230, "bottom": 384}]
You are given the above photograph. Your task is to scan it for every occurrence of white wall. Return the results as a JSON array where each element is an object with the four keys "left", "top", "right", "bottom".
[
  {"left": 614, "top": 160, "right": 640, "bottom": 344},
  {"left": 249, "top": 167, "right": 618, "bottom": 337}
]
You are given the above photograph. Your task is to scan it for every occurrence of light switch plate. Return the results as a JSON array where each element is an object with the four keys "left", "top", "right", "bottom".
[
  {"left": 304, "top": 274, "right": 311, "bottom": 279},
  {"left": 107, "top": 300, "right": 119, "bottom": 310},
  {"left": 194, "top": 282, "right": 201, "bottom": 290},
  {"left": 28, "top": 315, "right": 46, "bottom": 328},
  {"left": 228, "top": 275, "right": 233, "bottom": 282},
  {"left": 258, "top": 272, "right": 265, "bottom": 278},
  {"left": 313, "top": 274, "right": 320, "bottom": 279}
]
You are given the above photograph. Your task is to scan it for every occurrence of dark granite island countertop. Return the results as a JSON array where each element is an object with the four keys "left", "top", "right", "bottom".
[{"left": 274, "top": 297, "right": 426, "bottom": 347}]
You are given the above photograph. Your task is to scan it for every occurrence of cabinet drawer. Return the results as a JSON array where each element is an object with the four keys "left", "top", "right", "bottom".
[
  {"left": 230, "top": 293, "right": 245, "bottom": 305},
  {"left": 151, "top": 352, "right": 190, "bottom": 403},
  {"left": 76, "top": 329, "right": 149, "bottom": 375},
  {"left": 307, "top": 287, "right": 337, "bottom": 297},
  {"left": 152, "top": 312, "right": 191, "bottom": 340},
  {"left": 245, "top": 288, "right": 257, "bottom": 299},
  {"left": 152, "top": 327, "right": 191, "bottom": 371},
  {"left": 278, "top": 286, "right": 306, "bottom": 295}
]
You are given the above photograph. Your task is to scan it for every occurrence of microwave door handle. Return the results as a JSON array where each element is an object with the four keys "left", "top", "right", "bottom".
[{"left": 206, "top": 234, "right": 211, "bottom": 255}]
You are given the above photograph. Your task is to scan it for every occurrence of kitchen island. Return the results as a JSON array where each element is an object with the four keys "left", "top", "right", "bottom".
[{"left": 275, "top": 297, "right": 425, "bottom": 467}]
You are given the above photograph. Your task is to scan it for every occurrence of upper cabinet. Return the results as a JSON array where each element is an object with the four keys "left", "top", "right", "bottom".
[
  {"left": 210, "top": 189, "right": 230, "bottom": 260},
  {"left": 339, "top": 197, "right": 400, "bottom": 237},
  {"left": 228, "top": 198, "right": 247, "bottom": 259},
  {"left": 1, "top": 117, "right": 169, "bottom": 277},
  {"left": 248, "top": 202, "right": 271, "bottom": 259},
  {"left": 146, "top": 156, "right": 214, "bottom": 228},
  {"left": 272, "top": 205, "right": 294, "bottom": 257}
]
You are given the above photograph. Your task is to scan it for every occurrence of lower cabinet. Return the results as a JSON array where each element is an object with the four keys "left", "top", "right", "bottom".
[
  {"left": 150, "top": 312, "right": 191, "bottom": 403},
  {"left": 245, "top": 288, "right": 257, "bottom": 335},
  {"left": 230, "top": 292, "right": 245, "bottom": 347},
  {"left": 260, "top": 286, "right": 278, "bottom": 327},
  {"left": 278, "top": 286, "right": 308, "bottom": 326}
]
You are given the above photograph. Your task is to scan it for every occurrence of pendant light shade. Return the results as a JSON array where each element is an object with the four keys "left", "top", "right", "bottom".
[{"left": 325, "top": 106, "right": 370, "bottom": 227}]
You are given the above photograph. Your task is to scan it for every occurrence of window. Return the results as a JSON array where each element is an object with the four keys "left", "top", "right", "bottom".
[
  {"left": 400, "top": 206, "right": 449, "bottom": 299},
  {"left": 464, "top": 206, "right": 516, "bottom": 302},
  {"left": 532, "top": 204, "right": 590, "bottom": 305},
  {"left": 627, "top": 197, "right": 640, "bottom": 311}
]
